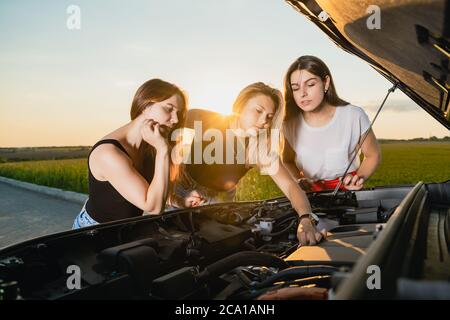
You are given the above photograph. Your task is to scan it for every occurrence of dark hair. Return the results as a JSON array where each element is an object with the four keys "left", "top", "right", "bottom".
[
  {"left": 130, "top": 78, "right": 188, "bottom": 182},
  {"left": 283, "top": 55, "right": 348, "bottom": 121}
]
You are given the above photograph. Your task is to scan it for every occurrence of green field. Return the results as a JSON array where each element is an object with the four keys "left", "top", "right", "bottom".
[
  {"left": 0, "top": 159, "right": 89, "bottom": 194},
  {"left": 0, "top": 143, "right": 449, "bottom": 201},
  {"left": 0, "top": 146, "right": 90, "bottom": 163}
]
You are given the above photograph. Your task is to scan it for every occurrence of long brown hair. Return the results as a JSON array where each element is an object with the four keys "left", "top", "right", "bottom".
[
  {"left": 131, "top": 79, "right": 187, "bottom": 146},
  {"left": 130, "top": 78, "right": 187, "bottom": 182},
  {"left": 283, "top": 55, "right": 348, "bottom": 121}
]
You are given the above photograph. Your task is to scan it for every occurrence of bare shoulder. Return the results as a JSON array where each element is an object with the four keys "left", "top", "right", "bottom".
[{"left": 89, "top": 143, "right": 132, "bottom": 181}]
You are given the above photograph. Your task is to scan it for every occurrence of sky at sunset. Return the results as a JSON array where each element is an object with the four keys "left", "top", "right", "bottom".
[{"left": 1, "top": 0, "right": 448, "bottom": 147}]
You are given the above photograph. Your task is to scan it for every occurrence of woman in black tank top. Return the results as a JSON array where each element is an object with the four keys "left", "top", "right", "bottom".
[{"left": 72, "top": 79, "right": 187, "bottom": 228}]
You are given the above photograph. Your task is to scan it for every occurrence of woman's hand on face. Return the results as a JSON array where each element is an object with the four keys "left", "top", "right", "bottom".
[
  {"left": 183, "top": 190, "right": 206, "bottom": 207},
  {"left": 342, "top": 174, "right": 364, "bottom": 190},
  {"left": 141, "top": 119, "right": 168, "bottom": 151},
  {"left": 297, "top": 218, "right": 327, "bottom": 246}
]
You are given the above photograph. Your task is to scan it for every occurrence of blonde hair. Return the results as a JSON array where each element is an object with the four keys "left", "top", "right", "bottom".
[{"left": 232, "top": 82, "right": 284, "bottom": 170}]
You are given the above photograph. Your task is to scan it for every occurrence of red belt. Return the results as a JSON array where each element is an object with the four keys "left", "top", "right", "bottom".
[{"left": 310, "top": 171, "right": 357, "bottom": 192}]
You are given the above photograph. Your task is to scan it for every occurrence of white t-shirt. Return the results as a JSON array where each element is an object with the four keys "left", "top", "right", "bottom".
[{"left": 283, "top": 104, "right": 371, "bottom": 180}]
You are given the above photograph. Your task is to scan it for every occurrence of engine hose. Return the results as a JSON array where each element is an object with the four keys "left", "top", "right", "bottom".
[
  {"left": 196, "top": 251, "right": 289, "bottom": 284},
  {"left": 275, "top": 216, "right": 297, "bottom": 226},
  {"left": 234, "top": 268, "right": 253, "bottom": 287},
  {"left": 268, "top": 219, "right": 296, "bottom": 236},
  {"left": 235, "top": 275, "right": 332, "bottom": 300},
  {"left": 252, "top": 265, "right": 339, "bottom": 289}
]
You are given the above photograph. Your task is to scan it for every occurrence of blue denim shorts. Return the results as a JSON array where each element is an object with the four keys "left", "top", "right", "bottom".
[{"left": 72, "top": 200, "right": 99, "bottom": 229}]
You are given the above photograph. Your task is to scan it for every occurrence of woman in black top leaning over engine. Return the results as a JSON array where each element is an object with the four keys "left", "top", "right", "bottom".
[
  {"left": 169, "top": 82, "right": 326, "bottom": 246},
  {"left": 72, "top": 79, "right": 187, "bottom": 229}
]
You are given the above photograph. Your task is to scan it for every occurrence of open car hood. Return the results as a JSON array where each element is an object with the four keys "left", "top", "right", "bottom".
[{"left": 286, "top": 0, "right": 450, "bottom": 129}]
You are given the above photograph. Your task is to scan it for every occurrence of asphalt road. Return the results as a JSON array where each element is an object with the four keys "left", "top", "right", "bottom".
[{"left": 0, "top": 182, "right": 82, "bottom": 249}]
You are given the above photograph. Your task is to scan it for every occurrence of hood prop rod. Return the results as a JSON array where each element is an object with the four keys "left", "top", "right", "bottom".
[{"left": 332, "top": 83, "right": 398, "bottom": 198}]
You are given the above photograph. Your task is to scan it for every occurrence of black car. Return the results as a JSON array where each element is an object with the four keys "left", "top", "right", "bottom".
[{"left": 0, "top": 0, "right": 449, "bottom": 300}]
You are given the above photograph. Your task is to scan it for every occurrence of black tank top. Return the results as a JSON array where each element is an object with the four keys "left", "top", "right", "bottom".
[
  {"left": 85, "top": 139, "right": 148, "bottom": 223},
  {"left": 184, "top": 109, "right": 251, "bottom": 191}
]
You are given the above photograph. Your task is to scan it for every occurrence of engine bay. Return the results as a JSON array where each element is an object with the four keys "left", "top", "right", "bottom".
[{"left": 1, "top": 183, "right": 448, "bottom": 300}]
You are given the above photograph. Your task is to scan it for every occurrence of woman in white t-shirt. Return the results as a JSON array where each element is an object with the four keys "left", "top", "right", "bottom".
[{"left": 282, "top": 56, "right": 381, "bottom": 191}]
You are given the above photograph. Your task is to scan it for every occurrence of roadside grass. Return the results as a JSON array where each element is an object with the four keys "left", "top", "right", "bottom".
[
  {"left": 236, "top": 142, "right": 450, "bottom": 200},
  {"left": 0, "top": 159, "right": 88, "bottom": 194}
]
